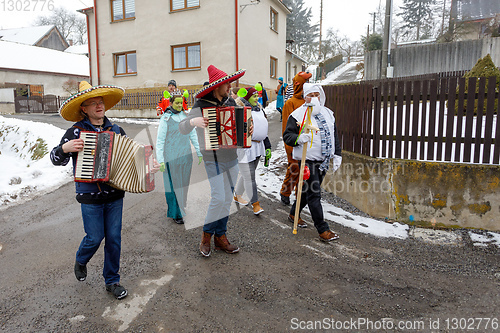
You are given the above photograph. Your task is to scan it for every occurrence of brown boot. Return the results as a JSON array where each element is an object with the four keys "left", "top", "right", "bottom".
[
  {"left": 200, "top": 232, "right": 212, "bottom": 257},
  {"left": 214, "top": 234, "right": 240, "bottom": 254}
]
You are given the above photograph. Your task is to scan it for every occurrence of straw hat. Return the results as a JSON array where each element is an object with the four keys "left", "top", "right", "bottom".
[
  {"left": 195, "top": 65, "right": 245, "bottom": 98},
  {"left": 59, "top": 81, "right": 125, "bottom": 122}
]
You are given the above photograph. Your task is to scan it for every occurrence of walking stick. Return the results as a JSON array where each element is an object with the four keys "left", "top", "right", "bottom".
[{"left": 293, "top": 104, "right": 319, "bottom": 234}]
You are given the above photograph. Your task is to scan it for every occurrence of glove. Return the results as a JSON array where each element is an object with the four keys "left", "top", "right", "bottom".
[
  {"left": 198, "top": 156, "right": 203, "bottom": 165},
  {"left": 265, "top": 149, "right": 271, "bottom": 159},
  {"left": 159, "top": 162, "right": 165, "bottom": 172},
  {"left": 156, "top": 106, "right": 163, "bottom": 116},
  {"left": 332, "top": 155, "right": 342, "bottom": 172},
  {"left": 297, "top": 133, "right": 312, "bottom": 145}
]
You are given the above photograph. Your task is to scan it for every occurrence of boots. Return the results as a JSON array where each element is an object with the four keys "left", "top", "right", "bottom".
[
  {"left": 200, "top": 232, "right": 212, "bottom": 257},
  {"left": 233, "top": 194, "right": 248, "bottom": 206},
  {"left": 252, "top": 201, "right": 264, "bottom": 215},
  {"left": 214, "top": 234, "right": 240, "bottom": 254}
]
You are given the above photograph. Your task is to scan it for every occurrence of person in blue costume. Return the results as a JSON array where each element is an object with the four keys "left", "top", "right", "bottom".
[
  {"left": 275, "top": 77, "right": 287, "bottom": 121},
  {"left": 156, "top": 90, "right": 202, "bottom": 225}
]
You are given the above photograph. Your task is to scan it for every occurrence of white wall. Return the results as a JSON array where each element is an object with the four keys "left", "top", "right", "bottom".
[
  {"left": 0, "top": 88, "right": 15, "bottom": 102},
  {"left": 0, "top": 70, "right": 89, "bottom": 96}
]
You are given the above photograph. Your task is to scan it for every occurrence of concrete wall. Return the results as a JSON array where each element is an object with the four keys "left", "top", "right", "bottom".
[
  {"left": 106, "top": 108, "right": 156, "bottom": 118},
  {"left": 322, "top": 151, "right": 500, "bottom": 231},
  {"left": 365, "top": 37, "right": 500, "bottom": 80},
  {"left": 0, "top": 102, "right": 15, "bottom": 114}
]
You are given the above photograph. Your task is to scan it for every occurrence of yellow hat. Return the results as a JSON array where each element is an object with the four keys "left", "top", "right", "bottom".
[{"left": 59, "top": 81, "right": 125, "bottom": 122}]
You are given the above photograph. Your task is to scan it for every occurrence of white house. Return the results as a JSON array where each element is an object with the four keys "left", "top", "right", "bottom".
[{"left": 79, "top": 0, "right": 291, "bottom": 94}]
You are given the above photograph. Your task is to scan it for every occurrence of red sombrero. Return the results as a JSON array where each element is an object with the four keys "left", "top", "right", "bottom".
[{"left": 195, "top": 65, "right": 245, "bottom": 98}]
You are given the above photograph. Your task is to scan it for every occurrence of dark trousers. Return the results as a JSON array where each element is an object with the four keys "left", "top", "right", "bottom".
[{"left": 290, "top": 160, "right": 330, "bottom": 234}]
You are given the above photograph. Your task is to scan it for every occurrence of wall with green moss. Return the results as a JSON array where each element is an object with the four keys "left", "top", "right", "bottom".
[{"left": 322, "top": 151, "right": 500, "bottom": 231}]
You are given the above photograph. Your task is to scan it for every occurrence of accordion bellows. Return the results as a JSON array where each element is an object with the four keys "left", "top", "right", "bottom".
[{"left": 75, "top": 131, "right": 155, "bottom": 193}]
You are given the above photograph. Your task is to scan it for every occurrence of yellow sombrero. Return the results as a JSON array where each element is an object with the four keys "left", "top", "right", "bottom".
[{"left": 59, "top": 81, "right": 125, "bottom": 122}]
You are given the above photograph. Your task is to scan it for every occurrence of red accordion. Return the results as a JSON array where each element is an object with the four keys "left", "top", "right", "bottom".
[{"left": 202, "top": 106, "right": 252, "bottom": 150}]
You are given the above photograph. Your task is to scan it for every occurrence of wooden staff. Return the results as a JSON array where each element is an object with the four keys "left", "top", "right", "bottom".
[{"left": 293, "top": 104, "right": 319, "bottom": 234}]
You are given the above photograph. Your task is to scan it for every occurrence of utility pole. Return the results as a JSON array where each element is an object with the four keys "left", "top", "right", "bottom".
[
  {"left": 318, "top": 0, "right": 323, "bottom": 60},
  {"left": 381, "top": 0, "right": 392, "bottom": 79},
  {"left": 441, "top": 0, "right": 447, "bottom": 37},
  {"left": 370, "top": 12, "right": 376, "bottom": 34}
]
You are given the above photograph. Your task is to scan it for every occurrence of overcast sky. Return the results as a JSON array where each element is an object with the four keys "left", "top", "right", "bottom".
[
  {"left": 0, "top": 0, "right": 402, "bottom": 42},
  {"left": 303, "top": 0, "right": 404, "bottom": 41}
]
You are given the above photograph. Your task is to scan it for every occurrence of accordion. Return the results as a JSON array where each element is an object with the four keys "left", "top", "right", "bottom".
[
  {"left": 202, "top": 106, "right": 252, "bottom": 150},
  {"left": 75, "top": 131, "right": 155, "bottom": 193}
]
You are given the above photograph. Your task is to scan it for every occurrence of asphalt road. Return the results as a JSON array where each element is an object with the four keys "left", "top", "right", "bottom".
[{"left": 1, "top": 113, "right": 499, "bottom": 332}]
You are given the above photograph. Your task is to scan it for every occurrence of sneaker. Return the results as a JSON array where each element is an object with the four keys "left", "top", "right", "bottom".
[
  {"left": 173, "top": 217, "right": 184, "bottom": 224},
  {"left": 280, "top": 194, "right": 290, "bottom": 206},
  {"left": 106, "top": 283, "right": 128, "bottom": 300},
  {"left": 319, "top": 230, "right": 339, "bottom": 242},
  {"left": 74, "top": 260, "right": 87, "bottom": 281},
  {"left": 252, "top": 201, "right": 264, "bottom": 215},
  {"left": 233, "top": 194, "right": 248, "bottom": 206},
  {"left": 288, "top": 214, "right": 307, "bottom": 228}
]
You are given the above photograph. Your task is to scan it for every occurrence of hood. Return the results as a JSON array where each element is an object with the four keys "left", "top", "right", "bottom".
[
  {"left": 303, "top": 83, "right": 326, "bottom": 107},
  {"left": 292, "top": 71, "right": 313, "bottom": 99}
]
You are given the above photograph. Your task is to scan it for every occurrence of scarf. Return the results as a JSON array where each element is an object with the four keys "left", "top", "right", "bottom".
[{"left": 314, "top": 112, "right": 332, "bottom": 171}]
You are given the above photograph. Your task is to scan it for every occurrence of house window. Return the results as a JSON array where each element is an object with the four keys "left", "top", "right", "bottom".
[
  {"left": 111, "top": 0, "right": 135, "bottom": 22},
  {"left": 171, "top": 0, "right": 199, "bottom": 11},
  {"left": 114, "top": 51, "right": 137, "bottom": 75},
  {"left": 172, "top": 43, "right": 201, "bottom": 71},
  {"left": 270, "top": 56, "right": 277, "bottom": 78},
  {"left": 270, "top": 7, "right": 278, "bottom": 32}
]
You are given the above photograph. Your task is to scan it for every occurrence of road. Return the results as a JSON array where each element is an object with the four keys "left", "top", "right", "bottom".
[{"left": 1, "top": 113, "right": 499, "bottom": 332}]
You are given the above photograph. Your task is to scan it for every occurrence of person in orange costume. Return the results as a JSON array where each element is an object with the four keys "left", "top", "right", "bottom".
[{"left": 279, "top": 71, "right": 312, "bottom": 220}]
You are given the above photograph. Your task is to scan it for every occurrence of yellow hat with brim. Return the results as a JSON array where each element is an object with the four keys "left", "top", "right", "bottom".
[{"left": 59, "top": 81, "right": 125, "bottom": 122}]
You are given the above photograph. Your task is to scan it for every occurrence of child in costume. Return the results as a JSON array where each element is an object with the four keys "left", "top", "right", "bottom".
[
  {"left": 156, "top": 90, "right": 202, "bottom": 224},
  {"left": 156, "top": 80, "right": 188, "bottom": 116},
  {"left": 233, "top": 85, "right": 271, "bottom": 215}
]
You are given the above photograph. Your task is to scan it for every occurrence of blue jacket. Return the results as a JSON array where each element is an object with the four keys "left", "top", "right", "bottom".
[{"left": 50, "top": 116, "right": 126, "bottom": 203}]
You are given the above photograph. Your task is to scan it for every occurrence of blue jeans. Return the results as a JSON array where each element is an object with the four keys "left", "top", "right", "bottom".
[
  {"left": 76, "top": 198, "right": 123, "bottom": 285},
  {"left": 203, "top": 159, "right": 239, "bottom": 236}
]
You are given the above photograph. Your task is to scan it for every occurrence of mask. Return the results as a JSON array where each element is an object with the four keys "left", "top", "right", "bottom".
[{"left": 310, "top": 97, "right": 321, "bottom": 107}]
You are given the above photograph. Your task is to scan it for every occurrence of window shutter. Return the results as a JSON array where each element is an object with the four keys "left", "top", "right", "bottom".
[
  {"left": 171, "top": 0, "right": 184, "bottom": 10},
  {"left": 187, "top": 0, "right": 199, "bottom": 7},
  {"left": 125, "top": 0, "right": 135, "bottom": 18},
  {"left": 112, "top": 0, "right": 123, "bottom": 20}
]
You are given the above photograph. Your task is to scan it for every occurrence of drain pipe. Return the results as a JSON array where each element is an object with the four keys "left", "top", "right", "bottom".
[{"left": 235, "top": 0, "right": 239, "bottom": 72}]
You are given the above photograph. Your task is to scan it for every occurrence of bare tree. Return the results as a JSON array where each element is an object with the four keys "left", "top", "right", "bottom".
[{"left": 34, "top": 7, "right": 87, "bottom": 45}]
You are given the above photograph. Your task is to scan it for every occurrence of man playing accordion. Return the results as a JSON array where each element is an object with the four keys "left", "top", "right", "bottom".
[{"left": 50, "top": 81, "right": 159, "bottom": 299}]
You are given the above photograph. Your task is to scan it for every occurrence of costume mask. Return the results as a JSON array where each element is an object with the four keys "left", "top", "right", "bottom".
[
  {"left": 249, "top": 94, "right": 259, "bottom": 106},
  {"left": 172, "top": 97, "right": 183, "bottom": 113}
]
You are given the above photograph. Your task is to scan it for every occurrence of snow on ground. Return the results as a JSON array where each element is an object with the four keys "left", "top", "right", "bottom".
[
  {"left": 0, "top": 116, "right": 72, "bottom": 208},
  {"left": 1, "top": 115, "right": 498, "bottom": 247}
]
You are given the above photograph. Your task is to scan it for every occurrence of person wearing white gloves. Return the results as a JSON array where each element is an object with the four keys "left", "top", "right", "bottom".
[{"left": 282, "top": 83, "right": 342, "bottom": 242}]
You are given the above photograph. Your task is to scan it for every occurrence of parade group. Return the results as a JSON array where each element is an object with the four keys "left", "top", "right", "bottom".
[{"left": 50, "top": 65, "right": 342, "bottom": 300}]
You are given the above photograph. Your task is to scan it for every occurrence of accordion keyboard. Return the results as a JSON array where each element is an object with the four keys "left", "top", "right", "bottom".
[
  {"left": 75, "top": 132, "right": 98, "bottom": 180},
  {"left": 203, "top": 107, "right": 219, "bottom": 150}
]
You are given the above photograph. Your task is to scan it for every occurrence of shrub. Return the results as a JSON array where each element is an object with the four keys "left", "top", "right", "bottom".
[{"left": 455, "top": 54, "right": 499, "bottom": 115}]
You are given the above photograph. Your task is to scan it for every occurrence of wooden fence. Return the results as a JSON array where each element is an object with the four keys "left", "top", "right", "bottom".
[
  {"left": 325, "top": 76, "right": 500, "bottom": 165},
  {"left": 14, "top": 95, "right": 64, "bottom": 114},
  {"left": 113, "top": 89, "right": 198, "bottom": 110}
]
